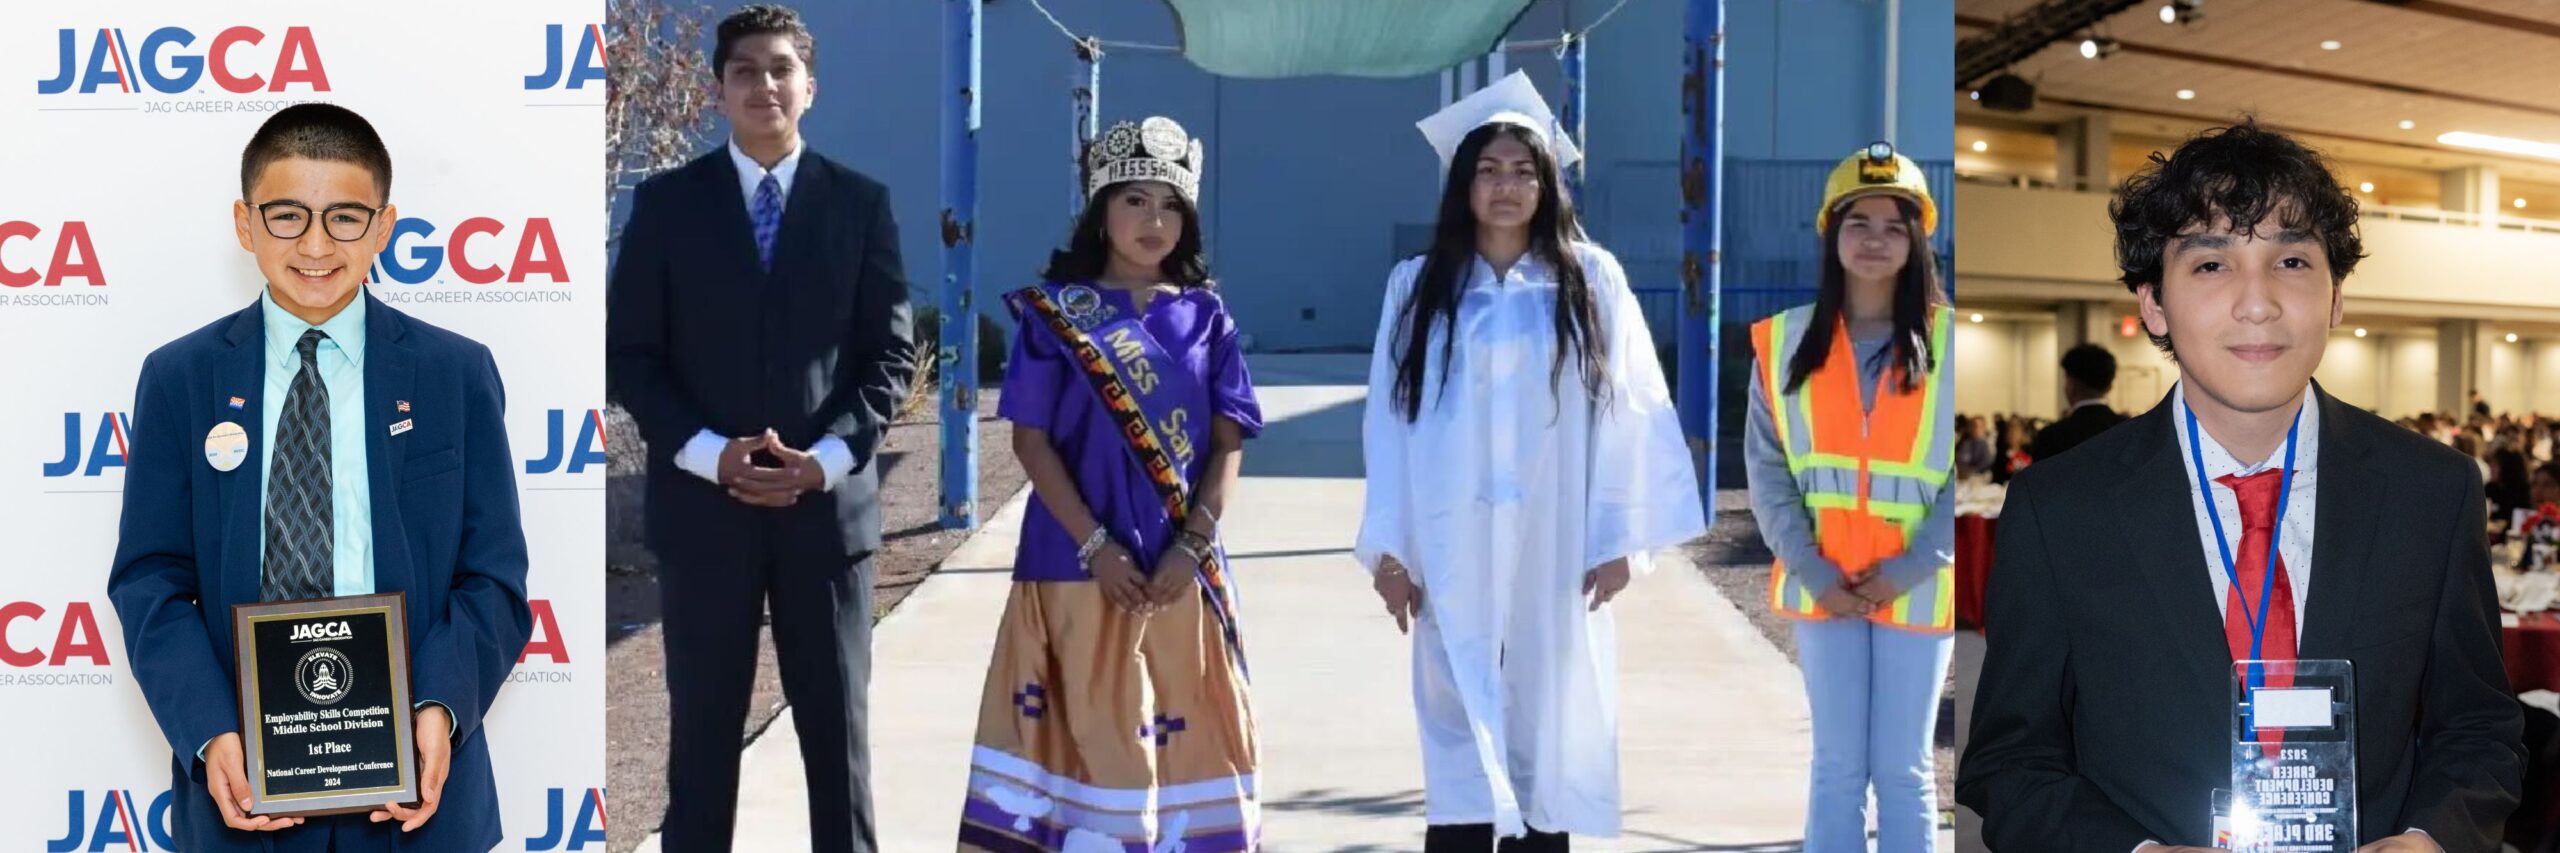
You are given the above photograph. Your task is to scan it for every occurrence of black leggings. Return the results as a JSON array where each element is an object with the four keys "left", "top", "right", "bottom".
[{"left": 1422, "top": 823, "right": 1570, "bottom": 852}]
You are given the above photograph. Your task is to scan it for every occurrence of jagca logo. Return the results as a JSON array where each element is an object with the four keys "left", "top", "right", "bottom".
[
  {"left": 524, "top": 24, "right": 607, "bottom": 91},
  {"left": 47, "top": 789, "right": 174, "bottom": 852},
  {"left": 519, "top": 599, "right": 571, "bottom": 665},
  {"left": 287, "top": 620, "right": 352, "bottom": 642},
  {"left": 524, "top": 787, "right": 607, "bottom": 850},
  {"left": 42, "top": 412, "right": 129, "bottom": 479},
  {"left": 371, "top": 216, "right": 568, "bottom": 285},
  {"left": 525, "top": 408, "right": 607, "bottom": 475},
  {"left": 1, "top": 221, "right": 107, "bottom": 288},
  {"left": 36, "top": 25, "right": 328, "bottom": 95},
  {"left": 1, "top": 602, "right": 111, "bottom": 668}
]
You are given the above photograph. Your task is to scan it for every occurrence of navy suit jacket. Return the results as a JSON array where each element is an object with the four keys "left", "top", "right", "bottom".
[
  {"left": 607, "top": 146, "right": 916, "bottom": 567},
  {"left": 107, "top": 291, "right": 533, "bottom": 853}
]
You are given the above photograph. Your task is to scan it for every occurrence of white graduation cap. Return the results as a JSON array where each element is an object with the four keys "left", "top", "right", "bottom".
[{"left": 1416, "top": 70, "right": 1583, "bottom": 174}]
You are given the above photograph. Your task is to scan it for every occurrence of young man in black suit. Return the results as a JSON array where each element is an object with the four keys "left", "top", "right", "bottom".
[
  {"left": 2029, "top": 343, "right": 2129, "bottom": 462},
  {"left": 605, "top": 5, "right": 915, "bottom": 851},
  {"left": 1956, "top": 122, "right": 2523, "bottom": 851}
]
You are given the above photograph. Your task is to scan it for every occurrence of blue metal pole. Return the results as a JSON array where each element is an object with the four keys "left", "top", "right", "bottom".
[
  {"left": 1560, "top": 34, "right": 1586, "bottom": 204},
  {"left": 940, "top": 0, "right": 981, "bottom": 530},
  {"left": 1678, "top": 0, "right": 1725, "bottom": 497}
]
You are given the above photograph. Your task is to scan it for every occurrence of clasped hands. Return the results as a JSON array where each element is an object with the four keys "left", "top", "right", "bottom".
[
  {"left": 718, "top": 429, "right": 826, "bottom": 507},
  {"left": 1088, "top": 534, "right": 1202, "bottom": 615},
  {"left": 1815, "top": 572, "right": 1901, "bottom": 618}
]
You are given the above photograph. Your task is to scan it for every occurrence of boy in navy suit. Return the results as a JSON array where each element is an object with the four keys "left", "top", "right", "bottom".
[
  {"left": 608, "top": 5, "right": 917, "bottom": 851},
  {"left": 108, "top": 103, "right": 532, "bottom": 852}
]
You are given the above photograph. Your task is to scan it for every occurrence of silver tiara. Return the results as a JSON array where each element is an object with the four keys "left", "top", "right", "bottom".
[{"left": 1085, "top": 117, "right": 1203, "bottom": 203}]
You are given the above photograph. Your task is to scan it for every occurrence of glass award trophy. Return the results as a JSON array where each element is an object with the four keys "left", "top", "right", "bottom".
[{"left": 2227, "top": 659, "right": 2356, "bottom": 852}]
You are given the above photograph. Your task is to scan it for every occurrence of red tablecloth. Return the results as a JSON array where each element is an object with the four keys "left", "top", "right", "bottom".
[
  {"left": 2505, "top": 610, "right": 2560, "bottom": 694},
  {"left": 1955, "top": 515, "right": 1996, "bottom": 631}
]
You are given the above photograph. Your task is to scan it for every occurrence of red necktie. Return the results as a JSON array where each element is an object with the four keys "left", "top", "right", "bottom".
[{"left": 2215, "top": 469, "right": 2298, "bottom": 689}]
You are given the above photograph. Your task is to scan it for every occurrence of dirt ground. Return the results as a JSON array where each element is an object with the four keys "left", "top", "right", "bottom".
[
  {"left": 602, "top": 391, "right": 1026, "bottom": 853},
  {"left": 1687, "top": 488, "right": 1961, "bottom": 831}
]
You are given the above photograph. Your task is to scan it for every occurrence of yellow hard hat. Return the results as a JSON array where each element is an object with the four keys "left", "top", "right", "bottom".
[{"left": 1816, "top": 141, "right": 1937, "bottom": 237}]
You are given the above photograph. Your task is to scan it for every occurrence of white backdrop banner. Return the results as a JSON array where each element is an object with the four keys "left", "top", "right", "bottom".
[{"left": 0, "top": 2, "right": 606, "bottom": 850}]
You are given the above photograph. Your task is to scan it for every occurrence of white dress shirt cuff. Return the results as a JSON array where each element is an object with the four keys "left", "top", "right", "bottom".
[
  {"left": 812, "top": 435, "right": 856, "bottom": 492},
  {"left": 676, "top": 429, "right": 727, "bottom": 484}
]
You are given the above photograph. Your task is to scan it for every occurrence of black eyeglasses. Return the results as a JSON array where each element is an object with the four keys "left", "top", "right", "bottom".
[{"left": 249, "top": 200, "right": 384, "bottom": 242}]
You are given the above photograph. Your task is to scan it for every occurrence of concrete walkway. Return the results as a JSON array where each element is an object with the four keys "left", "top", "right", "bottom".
[{"left": 640, "top": 354, "right": 1947, "bottom": 851}]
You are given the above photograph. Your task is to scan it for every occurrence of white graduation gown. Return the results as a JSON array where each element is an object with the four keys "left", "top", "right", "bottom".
[{"left": 1354, "top": 244, "right": 1707, "bottom": 838}]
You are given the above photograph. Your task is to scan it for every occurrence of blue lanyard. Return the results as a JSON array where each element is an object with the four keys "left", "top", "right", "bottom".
[{"left": 2184, "top": 400, "right": 2301, "bottom": 681}]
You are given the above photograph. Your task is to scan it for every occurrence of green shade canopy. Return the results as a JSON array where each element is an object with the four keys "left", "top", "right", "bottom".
[{"left": 1160, "top": 0, "right": 1537, "bottom": 79}]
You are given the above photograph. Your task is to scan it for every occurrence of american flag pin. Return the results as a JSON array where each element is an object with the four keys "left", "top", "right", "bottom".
[
  {"left": 396, "top": 400, "right": 411, "bottom": 412},
  {"left": 227, "top": 396, "right": 245, "bottom": 410}
]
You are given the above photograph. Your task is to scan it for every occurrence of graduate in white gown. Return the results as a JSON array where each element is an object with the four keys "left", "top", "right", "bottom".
[{"left": 1355, "top": 71, "right": 1708, "bottom": 852}]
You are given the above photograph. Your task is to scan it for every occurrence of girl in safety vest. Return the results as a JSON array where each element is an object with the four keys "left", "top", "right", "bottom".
[{"left": 1743, "top": 142, "right": 1956, "bottom": 852}]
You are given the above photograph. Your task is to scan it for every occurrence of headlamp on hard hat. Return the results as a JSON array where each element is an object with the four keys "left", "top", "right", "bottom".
[
  {"left": 1816, "top": 140, "right": 1939, "bottom": 237},
  {"left": 1858, "top": 142, "right": 1903, "bottom": 185}
]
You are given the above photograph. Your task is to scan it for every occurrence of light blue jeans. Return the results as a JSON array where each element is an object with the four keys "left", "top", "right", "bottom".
[{"left": 1794, "top": 617, "right": 1953, "bottom": 852}]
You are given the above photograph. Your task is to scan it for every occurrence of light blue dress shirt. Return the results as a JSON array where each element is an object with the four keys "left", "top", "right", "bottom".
[{"left": 257, "top": 288, "right": 374, "bottom": 595}]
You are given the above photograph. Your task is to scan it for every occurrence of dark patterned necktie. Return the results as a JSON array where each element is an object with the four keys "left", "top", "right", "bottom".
[
  {"left": 263, "top": 328, "right": 333, "bottom": 601},
  {"left": 751, "top": 173, "right": 782, "bottom": 271}
]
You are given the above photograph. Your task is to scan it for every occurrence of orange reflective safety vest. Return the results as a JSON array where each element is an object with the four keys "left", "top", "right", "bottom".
[{"left": 1751, "top": 304, "right": 1955, "bottom": 632}]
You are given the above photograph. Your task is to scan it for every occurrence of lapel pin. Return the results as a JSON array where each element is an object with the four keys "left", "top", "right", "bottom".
[
  {"left": 227, "top": 396, "right": 246, "bottom": 410},
  {"left": 389, "top": 418, "right": 414, "bottom": 437},
  {"left": 396, "top": 400, "right": 410, "bottom": 413}
]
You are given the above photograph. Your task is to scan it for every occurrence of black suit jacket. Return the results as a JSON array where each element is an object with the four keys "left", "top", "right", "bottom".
[
  {"left": 2029, "top": 402, "right": 2128, "bottom": 464},
  {"left": 1957, "top": 384, "right": 2524, "bottom": 851},
  {"left": 607, "top": 148, "right": 916, "bottom": 565}
]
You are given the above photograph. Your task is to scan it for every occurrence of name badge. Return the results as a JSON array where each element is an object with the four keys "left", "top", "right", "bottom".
[{"left": 205, "top": 421, "right": 248, "bottom": 472}]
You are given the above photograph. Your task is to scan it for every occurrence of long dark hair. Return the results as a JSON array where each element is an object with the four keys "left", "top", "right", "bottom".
[
  {"left": 1784, "top": 194, "right": 1946, "bottom": 396},
  {"left": 1039, "top": 182, "right": 1214, "bottom": 287},
  {"left": 1390, "top": 123, "right": 1607, "bottom": 422}
]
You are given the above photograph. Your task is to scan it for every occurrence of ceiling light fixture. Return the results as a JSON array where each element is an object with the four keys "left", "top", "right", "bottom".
[
  {"left": 2161, "top": 0, "right": 2202, "bottom": 25},
  {"left": 1970, "top": 313, "right": 1985, "bottom": 323},
  {"left": 2507, "top": 333, "right": 2521, "bottom": 343},
  {"left": 2439, "top": 131, "right": 2560, "bottom": 162},
  {"left": 2358, "top": 182, "right": 2374, "bottom": 193},
  {"left": 2176, "top": 89, "right": 2195, "bottom": 100},
  {"left": 2320, "top": 40, "right": 2341, "bottom": 50},
  {"left": 2354, "top": 328, "right": 2368, "bottom": 338},
  {"left": 2399, "top": 120, "right": 2416, "bottom": 130},
  {"left": 1972, "top": 140, "right": 1988, "bottom": 152}
]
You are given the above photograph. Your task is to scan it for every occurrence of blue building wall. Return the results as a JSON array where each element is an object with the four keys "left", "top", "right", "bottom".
[{"left": 714, "top": 0, "right": 1950, "bottom": 351}]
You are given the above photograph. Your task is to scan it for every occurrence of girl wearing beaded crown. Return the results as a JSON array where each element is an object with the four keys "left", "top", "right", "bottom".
[
  {"left": 1357, "top": 72, "right": 1706, "bottom": 851},
  {"left": 957, "top": 116, "right": 1263, "bottom": 852}
]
